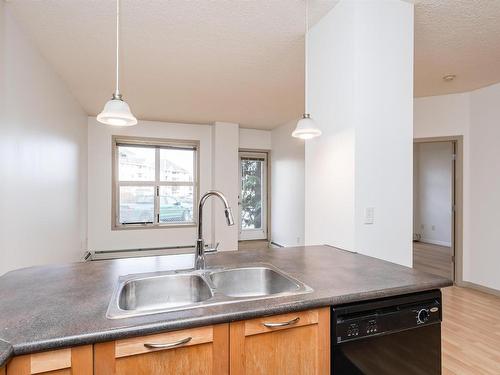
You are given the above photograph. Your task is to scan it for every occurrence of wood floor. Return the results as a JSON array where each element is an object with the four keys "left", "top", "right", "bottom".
[
  {"left": 413, "top": 241, "right": 453, "bottom": 279},
  {"left": 442, "top": 286, "right": 500, "bottom": 374},
  {"left": 238, "top": 240, "right": 272, "bottom": 251},
  {"left": 414, "top": 243, "right": 500, "bottom": 373}
]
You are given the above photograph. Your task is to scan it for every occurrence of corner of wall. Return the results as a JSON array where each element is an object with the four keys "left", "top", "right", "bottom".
[{"left": 212, "top": 122, "right": 240, "bottom": 251}]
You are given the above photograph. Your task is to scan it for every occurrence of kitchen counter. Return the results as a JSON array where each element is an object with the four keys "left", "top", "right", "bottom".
[
  {"left": 0, "top": 340, "right": 12, "bottom": 368},
  {"left": 0, "top": 245, "right": 452, "bottom": 367}
]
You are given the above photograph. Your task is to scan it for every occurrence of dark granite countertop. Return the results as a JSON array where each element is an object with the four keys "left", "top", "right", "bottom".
[
  {"left": 0, "top": 245, "right": 452, "bottom": 367},
  {"left": 0, "top": 340, "right": 13, "bottom": 368}
]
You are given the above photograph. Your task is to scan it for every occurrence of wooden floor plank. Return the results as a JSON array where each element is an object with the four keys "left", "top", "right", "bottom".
[
  {"left": 413, "top": 242, "right": 453, "bottom": 279},
  {"left": 442, "top": 286, "right": 500, "bottom": 375}
]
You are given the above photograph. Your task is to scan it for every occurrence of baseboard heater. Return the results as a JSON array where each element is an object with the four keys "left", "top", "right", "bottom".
[{"left": 84, "top": 245, "right": 195, "bottom": 261}]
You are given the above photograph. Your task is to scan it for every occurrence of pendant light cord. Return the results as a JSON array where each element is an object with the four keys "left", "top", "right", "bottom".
[
  {"left": 304, "top": 0, "right": 309, "bottom": 114},
  {"left": 115, "top": 0, "right": 121, "bottom": 97}
]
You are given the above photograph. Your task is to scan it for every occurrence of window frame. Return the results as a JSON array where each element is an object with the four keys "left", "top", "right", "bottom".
[
  {"left": 111, "top": 135, "right": 200, "bottom": 230},
  {"left": 238, "top": 151, "right": 268, "bottom": 240}
]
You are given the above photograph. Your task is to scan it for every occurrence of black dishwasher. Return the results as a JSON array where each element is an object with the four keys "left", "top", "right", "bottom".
[{"left": 331, "top": 290, "right": 442, "bottom": 375}]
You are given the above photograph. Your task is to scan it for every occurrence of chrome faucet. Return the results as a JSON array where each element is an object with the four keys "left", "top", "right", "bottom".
[{"left": 195, "top": 191, "right": 235, "bottom": 270}]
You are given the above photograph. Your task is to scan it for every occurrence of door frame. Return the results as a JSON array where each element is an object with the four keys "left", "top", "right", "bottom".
[
  {"left": 413, "top": 136, "right": 463, "bottom": 284},
  {"left": 238, "top": 149, "right": 271, "bottom": 242}
]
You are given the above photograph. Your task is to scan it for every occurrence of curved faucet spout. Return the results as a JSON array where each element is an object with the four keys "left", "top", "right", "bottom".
[{"left": 195, "top": 191, "right": 235, "bottom": 269}]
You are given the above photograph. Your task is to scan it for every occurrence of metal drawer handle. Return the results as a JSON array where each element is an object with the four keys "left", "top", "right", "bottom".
[
  {"left": 144, "top": 336, "right": 192, "bottom": 349},
  {"left": 263, "top": 317, "right": 300, "bottom": 328}
]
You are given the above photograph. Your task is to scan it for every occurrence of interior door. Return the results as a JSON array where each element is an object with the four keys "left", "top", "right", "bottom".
[{"left": 239, "top": 152, "right": 267, "bottom": 240}]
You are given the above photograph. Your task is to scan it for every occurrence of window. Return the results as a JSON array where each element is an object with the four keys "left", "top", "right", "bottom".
[{"left": 113, "top": 137, "right": 198, "bottom": 229}]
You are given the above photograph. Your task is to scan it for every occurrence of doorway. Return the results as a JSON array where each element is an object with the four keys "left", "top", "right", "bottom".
[
  {"left": 238, "top": 151, "right": 268, "bottom": 241},
  {"left": 413, "top": 137, "right": 463, "bottom": 283}
]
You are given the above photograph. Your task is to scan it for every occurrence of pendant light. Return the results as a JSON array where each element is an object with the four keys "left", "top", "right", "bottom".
[
  {"left": 292, "top": 0, "right": 321, "bottom": 140},
  {"left": 97, "top": 0, "right": 137, "bottom": 126}
]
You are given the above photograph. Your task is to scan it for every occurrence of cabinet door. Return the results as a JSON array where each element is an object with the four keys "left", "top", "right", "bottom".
[
  {"left": 230, "top": 308, "right": 330, "bottom": 375},
  {"left": 94, "top": 324, "right": 229, "bottom": 375},
  {"left": 6, "top": 345, "right": 92, "bottom": 375}
]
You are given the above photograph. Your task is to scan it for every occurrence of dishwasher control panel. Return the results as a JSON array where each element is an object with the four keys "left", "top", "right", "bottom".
[
  {"left": 343, "top": 319, "right": 378, "bottom": 339},
  {"left": 332, "top": 290, "right": 442, "bottom": 344}
]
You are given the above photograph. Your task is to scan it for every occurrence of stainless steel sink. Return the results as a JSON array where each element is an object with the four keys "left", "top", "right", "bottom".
[
  {"left": 118, "top": 274, "right": 213, "bottom": 311},
  {"left": 209, "top": 267, "right": 302, "bottom": 297},
  {"left": 107, "top": 263, "right": 312, "bottom": 319}
]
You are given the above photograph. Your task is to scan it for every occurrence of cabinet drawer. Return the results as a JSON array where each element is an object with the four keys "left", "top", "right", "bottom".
[
  {"left": 6, "top": 346, "right": 92, "bottom": 375},
  {"left": 243, "top": 309, "right": 319, "bottom": 336},
  {"left": 115, "top": 325, "right": 213, "bottom": 358},
  {"left": 94, "top": 324, "right": 229, "bottom": 375}
]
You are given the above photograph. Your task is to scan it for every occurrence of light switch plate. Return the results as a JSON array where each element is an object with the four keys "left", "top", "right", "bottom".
[{"left": 365, "top": 207, "right": 375, "bottom": 224}]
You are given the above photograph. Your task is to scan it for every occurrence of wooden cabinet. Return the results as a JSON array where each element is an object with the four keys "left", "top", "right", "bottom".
[
  {"left": 230, "top": 308, "right": 330, "bottom": 375},
  {"left": 5, "top": 307, "right": 330, "bottom": 375},
  {"left": 94, "top": 324, "right": 229, "bottom": 375},
  {"left": 6, "top": 345, "right": 92, "bottom": 375}
]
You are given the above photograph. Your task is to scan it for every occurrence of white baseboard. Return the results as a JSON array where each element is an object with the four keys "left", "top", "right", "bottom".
[
  {"left": 456, "top": 281, "right": 500, "bottom": 297},
  {"left": 419, "top": 238, "right": 452, "bottom": 247}
]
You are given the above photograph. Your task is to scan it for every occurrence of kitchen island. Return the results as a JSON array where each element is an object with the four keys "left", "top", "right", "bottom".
[{"left": 0, "top": 245, "right": 451, "bottom": 372}]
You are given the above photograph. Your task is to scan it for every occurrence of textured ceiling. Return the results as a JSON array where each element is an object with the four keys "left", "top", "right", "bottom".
[
  {"left": 414, "top": 0, "right": 500, "bottom": 97},
  {"left": 8, "top": 0, "right": 500, "bottom": 127},
  {"left": 8, "top": 0, "right": 337, "bottom": 129}
]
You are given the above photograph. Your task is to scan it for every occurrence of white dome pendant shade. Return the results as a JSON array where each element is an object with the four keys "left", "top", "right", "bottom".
[
  {"left": 292, "top": 114, "right": 322, "bottom": 139},
  {"left": 97, "top": 0, "right": 137, "bottom": 126},
  {"left": 97, "top": 94, "right": 137, "bottom": 126},
  {"left": 292, "top": 0, "right": 321, "bottom": 140}
]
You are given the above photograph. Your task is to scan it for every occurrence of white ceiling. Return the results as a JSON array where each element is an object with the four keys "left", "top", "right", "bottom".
[
  {"left": 8, "top": 0, "right": 337, "bottom": 130},
  {"left": 8, "top": 0, "right": 500, "bottom": 128},
  {"left": 414, "top": 0, "right": 500, "bottom": 97}
]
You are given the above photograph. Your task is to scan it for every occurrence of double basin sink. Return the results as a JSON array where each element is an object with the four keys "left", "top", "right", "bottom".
[{"left": 107, "top": 263, "right": 312, "bottom": 319}]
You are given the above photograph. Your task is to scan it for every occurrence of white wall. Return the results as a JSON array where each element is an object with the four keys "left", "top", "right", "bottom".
[
  {"left": 414, "top": 92, "right": 471, "bottom": 280},
  {"left": 414, "top": 142, "right": 453, "bottom": 246},
  {"left": 0, "top": 3, "right": 88, "bottom": 274},
  {"left": 414, "top": 93, "right": 470, "bottom": 139},
  {"left": 88, "top": 119, "right": 250, "bottom": 253},
  {"left": 352, "top": 0, "right": 414, "bottom": 266},
  {"left": 271, "top": 121, "right": 305, "bottom": 247},
  {"left": 305, "top": 0, "right": 357, "bottom": 251},
  {"left": 415, "top": 82, "right": 500, "bottom": 291},
  {"left": 239, "top": 128, "right": 271, "bottom": 150},
  {"left": 469, "top": 83, "right": 500, "bottom": 291},
  {"left": 87, "top": 117, "right": 214, "bottom": 252},
  {"left": 306, "top": 0, "right": 414, "bottom": 267},
  {"left": 212, "top": 122, "right": 239, "bottom": 251}
]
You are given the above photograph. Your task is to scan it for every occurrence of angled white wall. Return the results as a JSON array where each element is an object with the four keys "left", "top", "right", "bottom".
[
  {"left": 305, "top": 0, "right": 357, "bottom": 251},
  {"left": 0, "top": 3, "right": 88, "bottom": 274},
  {"left": 306, "top": 0, "right": 414, "bottom": 267},
  {"left": 271, "top": 120, "right": 305, "bottom": 247}
]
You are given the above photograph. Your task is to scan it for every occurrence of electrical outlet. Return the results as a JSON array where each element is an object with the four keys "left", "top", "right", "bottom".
[
  {"left": 431, "top": 225, "right": 436, "bottom": 231},
  {"left": 365, "top": 207, "right": 375, "bottom": 224}
]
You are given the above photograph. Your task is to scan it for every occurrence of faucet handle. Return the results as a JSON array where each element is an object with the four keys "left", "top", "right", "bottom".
[{"left": 204, "top": 242, "right": 220, "bottom": 253}]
